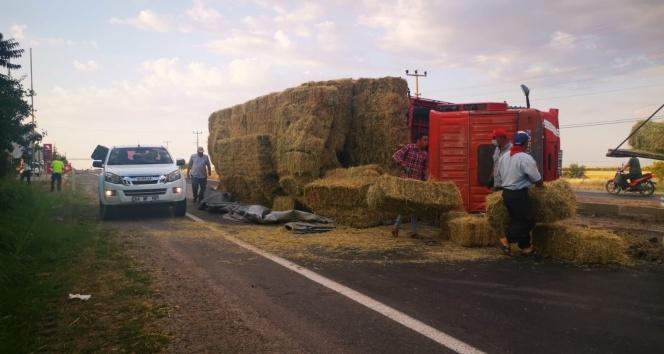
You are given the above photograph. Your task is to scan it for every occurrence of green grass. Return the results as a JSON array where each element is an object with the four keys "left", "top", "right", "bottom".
[{"left": 0, "top": 180, "right": 169, "bottom": 353}]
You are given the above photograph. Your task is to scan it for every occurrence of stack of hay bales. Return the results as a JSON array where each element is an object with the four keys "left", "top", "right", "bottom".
[
  {"left": 367, "top": 175, "right": 462, "bottom": 218},
  {"left": 628, "top": 120, "right": 664, "bottom": 154},
  {"left": 485, "top": 179, "right": 576, "bottom": 233},
  {"left": 343, "top": 79, "right": 411, "bottom": 168},
  {"left": 484, "top": 179, "right": 628, "bottom": 263},
  {"left": 533, "top": 224, "right": 629, "bottom": 264},
  {"left": 303, "top": 165, "right": 393, "bottom": 228},
  {"left": 208, "top": 77, "right": 410, "bottom": 205}
]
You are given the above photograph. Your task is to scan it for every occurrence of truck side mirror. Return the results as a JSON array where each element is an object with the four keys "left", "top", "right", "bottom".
[
  {"left": 520, "top": 84, "right": 531, "bottom": 108},
  {"left": 176, "top": 159, "right": 185, "bottom": 167},
  {"left": 92, "top": 160, "right": 103, "bottom": 168}
]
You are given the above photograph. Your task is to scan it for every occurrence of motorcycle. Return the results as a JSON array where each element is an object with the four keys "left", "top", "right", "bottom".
[{"left": 605, "top": 165, "right": 656, "bottom": 195}]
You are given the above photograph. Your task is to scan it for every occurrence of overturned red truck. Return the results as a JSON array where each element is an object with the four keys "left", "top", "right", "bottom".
[{"left": 408, "top": 97, "right": 561, "bottom": 212}]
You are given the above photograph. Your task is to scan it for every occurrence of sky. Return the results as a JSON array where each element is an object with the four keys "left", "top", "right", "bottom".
[{"left": 2, "top": 0, "right": 664, "bottom": 168}]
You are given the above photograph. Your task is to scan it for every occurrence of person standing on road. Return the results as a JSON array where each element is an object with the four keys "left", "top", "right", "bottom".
[
  {"left": 19, "top": 157, "right": 32, "bottom": 185},
  {"left": 50, "top": 157, "right": 65, "bottom": 192},
  {"left": 391, "top": 134, "right": 428, "bottom": 238},
  {"left": 187, "top": 147, "right": 212, "bottom": 203},
  {"left": 495, "top": 131, "right": 543, "bottom": 256}
]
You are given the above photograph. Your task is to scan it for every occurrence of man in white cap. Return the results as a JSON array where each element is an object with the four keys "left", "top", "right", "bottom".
[
  {"left": 495, "top": 131, "right": 543, "bottom": 256},
  {"left": 187, "top": 147, "right": 212, "bottom": 203}
]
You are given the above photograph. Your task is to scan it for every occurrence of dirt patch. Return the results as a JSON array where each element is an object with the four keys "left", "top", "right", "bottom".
[
  {"left": 568, "top": 216, "right": 664, "bottom": 263},
  {"left": 115, "top": 220, "right": 306, "bottom": 353}
]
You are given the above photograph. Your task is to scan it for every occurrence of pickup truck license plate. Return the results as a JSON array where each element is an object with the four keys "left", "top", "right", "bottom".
[{"left": 131, "top": 195, "right": 159, "bottom": 203}]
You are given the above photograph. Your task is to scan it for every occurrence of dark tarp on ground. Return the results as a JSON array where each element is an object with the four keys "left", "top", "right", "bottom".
[{"left": 199, "top": 190, "right": 335, "bottom": 233}]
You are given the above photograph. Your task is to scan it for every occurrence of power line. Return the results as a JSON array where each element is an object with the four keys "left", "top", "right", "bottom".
[
  {"left": 193, "top": 130, "right": 202, "bottom": 149},
  {"left": 560, "top": 115, "right": 664, "bottom": 129}
]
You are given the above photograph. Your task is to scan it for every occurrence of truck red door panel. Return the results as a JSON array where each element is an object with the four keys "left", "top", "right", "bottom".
[{"left": 429, "top": 111, "right": 469, "bottom": 209}]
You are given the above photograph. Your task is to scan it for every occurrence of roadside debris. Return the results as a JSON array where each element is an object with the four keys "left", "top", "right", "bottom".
[
  {"left": 68, "top": 294, "right": 91, "bottom": 301},
  {"left": 200, "top": 190, "right": 335, "bottom": 234}
]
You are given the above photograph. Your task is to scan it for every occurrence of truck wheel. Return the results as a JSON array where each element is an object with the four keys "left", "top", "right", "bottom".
[
  {"left": 174, "top": 199, "right": 187, "bottom": 217},
  {"left": 100, "top": 202, "right": 115, "bottom": 221}
]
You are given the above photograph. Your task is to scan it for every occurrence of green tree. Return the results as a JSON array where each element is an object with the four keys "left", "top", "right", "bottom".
[
  {"left": 566, "top": 163, "right": 586, "bottom": 178},
  {"left": 0, "top": 33, "right": 38, "bottom": 176},
  {"left": 650, "top": 161, "right": 664, "bottom": 184},
  {"left": 0, "top": 33, "right": 23, "bottom": 71}
]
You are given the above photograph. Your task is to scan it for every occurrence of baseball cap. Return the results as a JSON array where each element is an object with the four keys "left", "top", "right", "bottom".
[
  {"left": 513, "top": 131, "right": 530, "bottom": 146},
  {"left": 492, "top": 128, "right": 508, "bottom": 139}
]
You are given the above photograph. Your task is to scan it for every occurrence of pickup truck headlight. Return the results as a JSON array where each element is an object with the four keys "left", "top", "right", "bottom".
[
  {"left": 165, "top": 170, "right": 182, "bottom": 183},
  {"left": 104, "top": 172, "right": 123, "bottom": 184}
]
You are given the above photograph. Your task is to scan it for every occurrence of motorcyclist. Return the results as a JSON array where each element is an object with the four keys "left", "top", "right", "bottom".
[{"left": 623, "top": 156, "right": 642, "bottom": 188}]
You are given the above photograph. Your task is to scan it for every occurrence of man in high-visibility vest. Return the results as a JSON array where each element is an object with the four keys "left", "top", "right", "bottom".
[{"left": 50, "top": 158, "right": 65, "bottom": 192}]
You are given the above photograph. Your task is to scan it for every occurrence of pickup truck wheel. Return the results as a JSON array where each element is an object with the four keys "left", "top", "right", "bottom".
[
  {"left": 100, "top": 202, "right": 115, "bottom": 221},
  {"left": 174, "top": 199, "right": 187, "bottom": 217}
]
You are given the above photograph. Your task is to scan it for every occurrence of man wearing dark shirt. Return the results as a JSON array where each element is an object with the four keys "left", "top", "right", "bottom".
[{"left": 626, "top": 157, "right": 642, "bottom": 181}]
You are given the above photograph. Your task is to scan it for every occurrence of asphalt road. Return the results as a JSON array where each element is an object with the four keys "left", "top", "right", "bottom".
[
  {"left": 575, "top": 189, "right": 661, "bottom": 202},
  {"left": 85, "top": 173, "right": 664, "bottom": 353}
]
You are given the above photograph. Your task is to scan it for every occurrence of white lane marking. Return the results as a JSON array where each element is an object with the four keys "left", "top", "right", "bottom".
[
  {"left": 185, "top": 213, "right": 484, "bottom": 354},
  {"left": 185, "top": 212, "right": 204, "bottom": 222}
]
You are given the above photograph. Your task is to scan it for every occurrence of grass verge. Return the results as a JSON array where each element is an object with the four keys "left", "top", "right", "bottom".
[{"left": 0, "top": 180, "right": 169, "bottom": 353}]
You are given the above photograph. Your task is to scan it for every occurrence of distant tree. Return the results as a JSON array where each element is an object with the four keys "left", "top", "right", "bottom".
[
  {"left": 0, "top": 33, "right": 24, "bottom": 72},
  {"left": 566, "top": 163, "right": 586, "bottom": 178},
  {"left": 0, "top": 33, "right": 25, "bottom": 70},
  {"left": 650, "top": 161, "right": 664, "bottom": 184},
  {"left": 0, "top": 33, "right": 38, "bottom": 176}
]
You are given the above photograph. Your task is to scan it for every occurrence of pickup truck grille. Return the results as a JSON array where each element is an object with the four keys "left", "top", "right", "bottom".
[
  {"left": 123, "top": 189, "right": 167, "bottom": 196},
  {"left": 124, "top": 175, "right": 161, "bottom": 185}
]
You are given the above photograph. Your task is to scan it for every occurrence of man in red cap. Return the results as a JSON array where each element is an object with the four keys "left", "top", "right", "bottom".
[{"left": 491, "top": 128, "right": 511, "bottom": 189}]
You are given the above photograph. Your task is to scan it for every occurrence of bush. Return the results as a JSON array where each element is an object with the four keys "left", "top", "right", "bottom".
[
  {"left": 650, "top": 161, "right": 664, "bottom": 183},
  {"left": 566, "top": 163, "right": 586, "bottom": 178}
]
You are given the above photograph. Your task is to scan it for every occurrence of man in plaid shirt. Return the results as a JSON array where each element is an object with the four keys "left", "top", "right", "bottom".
[{"left": 391, "top": 134, "right": 429, "bottom": 237}]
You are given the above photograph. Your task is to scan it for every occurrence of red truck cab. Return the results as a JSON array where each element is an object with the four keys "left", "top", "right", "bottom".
[{"left": 409, "top": 98, "right": 561, "bottom": 212}]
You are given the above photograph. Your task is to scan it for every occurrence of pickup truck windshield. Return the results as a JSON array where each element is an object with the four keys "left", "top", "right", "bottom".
[{"left": 107, "top": 147, "right": 173, "bottom": 165}]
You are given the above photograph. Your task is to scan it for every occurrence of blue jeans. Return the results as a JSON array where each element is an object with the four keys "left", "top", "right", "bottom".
[
  {"left": 394, "top": 214, "right": 418, "bottom": 234},
  {"left": 191, "top": 176, "right": 207, "bottom": 201}
]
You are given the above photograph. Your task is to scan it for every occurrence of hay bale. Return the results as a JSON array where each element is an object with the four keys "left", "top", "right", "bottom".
[
  {"left": 272, "top": 196, "right": 297, "bottom": 211},
  {"left": 303, "top": 165, "right": 391, "bottom": 227},
  {"left": 304, "top": 165, "right": 383, "bottom": 209},
  {"left": 628, "top": 120, "right": 664, "bottom": 153},
  {"left": 485, "top": 179, "right": 576, "bottom": 232},
  {"left": 367, "top": 175, "right": 462, "bottom": 217},
  {"left": 533, "top": 224, "right": 629, "bottom": 264},
  {"left": 439, "top": 211, "right": 469, "bottom": 240},
  {"left": 485, "top": 192, "right": 509, "bottom": 233},
  {"left": 448, "top": 215, "right": 500, "bottom": 247},
  {"left": 214, "top": 134, "right": 279, "bottom": 204}
]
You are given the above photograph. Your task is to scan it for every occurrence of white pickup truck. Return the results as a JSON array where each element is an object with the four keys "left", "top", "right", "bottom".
[{"left": 91, "top": 145, "right": 187, "bottom": 220}]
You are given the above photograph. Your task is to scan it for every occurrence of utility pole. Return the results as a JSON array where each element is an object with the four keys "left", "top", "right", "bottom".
[
  {"left": 29, "top": 48, "right": 36, "bottom": 164},
  {"left": 163, "top": 140, "right": 171, "bottom": 149},
  {"left": 405, "top": 69, "right": 427, "bottom": 97},
  {"left": 29, "top": 48, "right": 35, "bottom": 125},
  {"left": 193, "top": 130, "right": 202, "bottom": 149}
]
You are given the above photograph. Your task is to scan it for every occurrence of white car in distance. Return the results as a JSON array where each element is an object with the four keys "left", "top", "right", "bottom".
[{"left": 92, "top": 145, "right": 187, "bottom": 220}]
